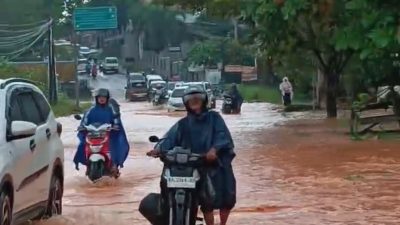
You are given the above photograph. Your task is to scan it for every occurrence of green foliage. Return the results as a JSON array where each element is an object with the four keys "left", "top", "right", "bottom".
[
  {"left": 238, "top": 84, "right": 281, "bottom": 103},
  {"left": 188, "top": 41, "right": 221, "bottom": 66},
  {"left": 0, "top": 60, "right": 47, "bottom": 91},
  {"left": 352, "top": 93, "right": 370, "bottom": 111},
  {"left": 0, "top": 0, "right": 65, "bottom": 24},
  {"left": 188, "top": 39, "right": 254, "bottom": 66},
  {"left": 51, "top": 95, "right": 91, "bottom": 117},
  {"left": 166, "top": 0, "right": 400, "bottom": 117}
]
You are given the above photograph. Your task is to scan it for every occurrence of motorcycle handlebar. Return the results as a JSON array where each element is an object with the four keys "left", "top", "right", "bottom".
[{"left": 76, "top": 126, "right": 118, "bottom": 132}]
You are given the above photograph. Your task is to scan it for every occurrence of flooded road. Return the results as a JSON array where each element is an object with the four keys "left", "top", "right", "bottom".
[{"left": 35, "top": 76, "right": 400, "bottom": 225}]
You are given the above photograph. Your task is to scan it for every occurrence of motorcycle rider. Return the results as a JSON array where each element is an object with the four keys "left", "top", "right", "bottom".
[
  {"left": 145, "top": 86, "right": 236, "bottom": 225},
  {"left": 85, "top": 61, "right": 91, "bottom": 75},
  {"left": 228, "top": 84, "right": 243, "bottom": 113},
  {"left": 73, "top": 88, "right": 130, "bottom": 175}
]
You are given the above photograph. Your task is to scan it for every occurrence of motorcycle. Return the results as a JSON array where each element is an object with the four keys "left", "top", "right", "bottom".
[
  {"left": 140, "top": 136, "right": 206, "bottom": 225},
  {"left": 85, "top": 64, "right": 91, "bottom": 75},
  {"left": 152, "top": 89, "right": 168, "bottom": 106},
  {"left": 74, "top": 115, "right": 119, "bottom": 182},
  {"left": 91, "top": 64, "right": 98, "bottom": 79},
  {"left": 222, "top": 94, "right": 241, "bottom": 114}
]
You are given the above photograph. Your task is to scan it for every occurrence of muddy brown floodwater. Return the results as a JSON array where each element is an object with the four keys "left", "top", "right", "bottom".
[{"left": 34, "top": 102, "right": 400, "bottom": 225}]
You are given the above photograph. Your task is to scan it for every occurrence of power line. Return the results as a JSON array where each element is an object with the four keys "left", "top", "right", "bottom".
[
  {"left": 0, "top": 20, "right": 51, "bottom": 60},
  {"left": 0, "top": 19, "right": 49, "bottom": 28},
  {"left": 0, "top": 24, "right": 49, "bottom": 49},
  {"left": 5, "top": 29, "right": 48, "bottom": 60}
]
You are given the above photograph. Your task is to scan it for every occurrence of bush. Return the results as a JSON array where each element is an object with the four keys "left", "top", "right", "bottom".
[
  {"left": 0, "top": 60, "right": 90, "bottom": 117},
  {"left": 238, "top": 84, "right": 312, "bottom": 104},
  {"left": 238, "top": 84, "right": 281, "bottom": 104},
  {"left": 51, "top": 95, "right": 91, "bottom": 117}
]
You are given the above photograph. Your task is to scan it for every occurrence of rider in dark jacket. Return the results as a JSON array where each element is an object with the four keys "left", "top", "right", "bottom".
[
  {"left": 229, "top": 84, "right": 243, "bottom": 112},
  {"left": 74, "top": 89, "right": 130, "bottom": 174},
  {"left": 145, "top": 86, "right": 236, "bottom": 225}
]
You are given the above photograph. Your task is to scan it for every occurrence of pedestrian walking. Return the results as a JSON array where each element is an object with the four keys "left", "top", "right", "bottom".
[{"left": 279, "top": 77, "right": 293, "bottom": 106}]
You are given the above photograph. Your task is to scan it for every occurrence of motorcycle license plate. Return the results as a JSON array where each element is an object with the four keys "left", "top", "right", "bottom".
[{"left": 166, "top": 177, "right": 196, "bottom": 189}]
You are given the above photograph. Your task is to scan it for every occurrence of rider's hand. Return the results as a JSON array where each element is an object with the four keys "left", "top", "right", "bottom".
[
  {"left": 147, "top": 149, "right": 160, "bottom": 158},
  {"left": 206, "top": 148, "right": 218, "bottom": 162}
]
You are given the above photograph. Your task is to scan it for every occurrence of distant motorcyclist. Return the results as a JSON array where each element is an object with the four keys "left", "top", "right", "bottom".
[
  {"left": 279, "top": 77, "right": 293, "bottom": 106},
  {"left": 74, "top": 88, "right": 130, "bottom": 175},
  {"left": 85, "top": 61, "right": 91, "bottom": 75},
  {"left": 91, "top": 62, "right": 98, "bottom": 78},
  {"left": 145, "top": 86, "right": 236, "bottom": 225},
  {"left": 227, "top": 84, "right": 243, "bottom": 113}
]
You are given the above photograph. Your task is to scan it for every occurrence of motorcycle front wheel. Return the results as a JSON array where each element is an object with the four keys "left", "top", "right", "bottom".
[
  {"left": 169, "top": 193, "right": 198, "bottom": 225},
  {"left": 88, "top": 161, "right": 105, "bottom": 182}
]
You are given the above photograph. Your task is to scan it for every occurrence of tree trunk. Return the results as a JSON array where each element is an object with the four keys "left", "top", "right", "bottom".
[
  {"left": 316, "top": 69, "right": 326, "bottom": 108},
  {"left": 325, "top": 71, "right": 339, "bottom": 118}
]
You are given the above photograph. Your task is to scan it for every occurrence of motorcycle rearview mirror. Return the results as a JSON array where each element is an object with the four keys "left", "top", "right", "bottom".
[
  {"left": 74, "top": 114, "right": 82, "bottom": 120},
  {"left": 149, "top": 135, "right": 160, "bottom": 143}
]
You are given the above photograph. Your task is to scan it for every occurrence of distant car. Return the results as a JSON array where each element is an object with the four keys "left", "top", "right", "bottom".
[
  {"left": 126, "top": 73, "right": 147, "bottom": 101},
  {"left": 0, "top": 78, "right": 64, "bottom": 225},
  {"left": 167, "top": 82, "right": 177, "bottom": 97},
  {"left": 77, "top": 58, "right": 88, "bottom": 75},
  {"left": 184, "top": 81, "right": 216, "bottom": 109},
  {"left": 102, "top": 57, "right": 119, "bottom": 74},
  {"left": 79, "top": 46, "right": 91, "bottom": 56},
  {"left": 167, "top": 86, "right": 188, "bottom": 112},
  {"left": 145, "top": 75, "right": 163, "bottom": 89}
]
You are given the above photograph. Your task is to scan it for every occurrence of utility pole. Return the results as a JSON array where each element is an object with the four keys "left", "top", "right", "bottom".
[
  {"left": 48, "top": 19, "right": 57, "bottom": 103},
  {"left": 73, "top": 32, "right": 80, "bottom": 108}
]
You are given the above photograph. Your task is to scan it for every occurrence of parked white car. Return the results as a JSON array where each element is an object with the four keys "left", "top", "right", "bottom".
[
  {"left": 0, "top": 78, "right": 64, "bottom": 225},
  {"left": 167, "top": 86, "right": 188, "bottom": 112}
]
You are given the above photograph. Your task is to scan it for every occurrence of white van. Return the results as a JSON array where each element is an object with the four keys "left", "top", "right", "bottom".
[{"left": 146, "top": 75, "right": 163, "bottom": 88}]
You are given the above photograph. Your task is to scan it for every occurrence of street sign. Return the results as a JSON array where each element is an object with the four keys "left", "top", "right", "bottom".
[{"left": 73, "top": 7, "right": 118, "bottom": 31}]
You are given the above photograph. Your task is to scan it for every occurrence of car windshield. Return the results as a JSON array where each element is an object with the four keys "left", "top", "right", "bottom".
[
  {"left": 130, "top": 81, "right": 146, "bottom": 88},
  {"left": 189, "top": 84, "right": 205, "bottom": 91},
  {"left": 78, "top": 59, "right": 88, "bottom": 64},
  {"left": 130, "top": 75, "right": 144, "bottom": 81},
  {"left": 106, "top": 58, "right": 118, "bottom": 64},
  {"left": 171, "top": 88, "right": 186, "bottom": 98},
  {"left": 151, "top": 82, "right": 166, "bottom": 89}
]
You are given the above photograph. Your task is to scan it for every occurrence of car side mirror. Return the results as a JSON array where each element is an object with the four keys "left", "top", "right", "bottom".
[
  {"left": 74, "top": 114, "right": 82, "bottom": 120},
  {"left": 149, "top": 135, "right": 160, "bottom": 143},
  {"left": 11, "top": 121, "right": 37, "bottom": 137}
]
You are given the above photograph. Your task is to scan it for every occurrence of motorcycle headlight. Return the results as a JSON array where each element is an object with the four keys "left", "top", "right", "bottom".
[{"left": 90, "top": 145, "right": 103, "bottom": 153}]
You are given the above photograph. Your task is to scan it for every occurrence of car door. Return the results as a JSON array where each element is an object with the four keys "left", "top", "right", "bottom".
[
  {"left": 18, "top": 90, "right": 51, "bottom": 203},
  {"left": 6, "top": 89, "right": 37, "bottom": 212}
]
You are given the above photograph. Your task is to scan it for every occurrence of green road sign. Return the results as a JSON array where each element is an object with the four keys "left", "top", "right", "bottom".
[{"left": 73, "top": 7, "right": 118, "bottom": 31}]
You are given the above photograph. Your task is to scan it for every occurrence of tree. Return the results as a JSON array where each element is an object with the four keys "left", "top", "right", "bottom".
[
  {"left": 0, "top": 0, "right": 66, "bottom": 24},
  {"left": 187, "top": 40, "right": 221, "bottom": 66},
  {"left": 159, "top": 0, "right": 400, "bottom": 118},
  {"left": 187, "top": 39, "right": 255, "bottom": 67}
]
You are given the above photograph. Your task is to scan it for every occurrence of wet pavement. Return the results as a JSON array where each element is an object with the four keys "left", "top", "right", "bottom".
[{"left": 35, "top": 76, "right": 400, "bottom": 224}]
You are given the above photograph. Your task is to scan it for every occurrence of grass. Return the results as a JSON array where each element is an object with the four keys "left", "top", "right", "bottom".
[
  {"left": 51, "top": 97, "right": 91, "bottom": 117},
  {"left": 237, "top": 84, "right": 312, "bottom": 104}
]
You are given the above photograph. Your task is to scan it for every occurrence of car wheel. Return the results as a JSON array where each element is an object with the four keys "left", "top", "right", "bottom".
[
  {"left": 45, "top": 174, "right": 63, "bottom": 217},
  {"left": 0, "top": 191, "right": 12, "bottom": 225}
]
